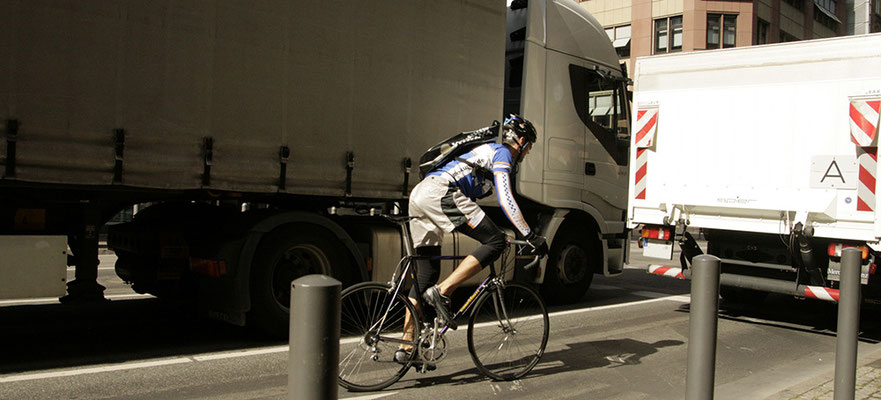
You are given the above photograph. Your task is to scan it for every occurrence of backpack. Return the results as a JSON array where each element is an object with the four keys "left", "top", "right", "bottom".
[{"left": 418, "top": 121, "right": 500, "bottom": 179}]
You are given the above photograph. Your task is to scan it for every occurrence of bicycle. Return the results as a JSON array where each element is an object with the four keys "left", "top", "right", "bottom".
[{"left": 337, "top": 214, "right": 549, "bottom": 392}]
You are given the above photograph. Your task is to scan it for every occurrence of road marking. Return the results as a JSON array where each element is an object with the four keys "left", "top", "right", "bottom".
[
  {"left": 0, "top": 294, "right": 691, "bottom": 383},
  {"left": 0, "top": 293, "right": 154, "bottom": 307},
  {"left": 192, "top": 346, "right": 288, "bottom": 361},
  {"left": 470, "top": 293, "right": 690, "bottom": 328},
  {"left": 0, "top": 358, "right": 192, "bottom": 383},
  {"left": 345, "top": 393, "right": 399, "bottom": 400}
]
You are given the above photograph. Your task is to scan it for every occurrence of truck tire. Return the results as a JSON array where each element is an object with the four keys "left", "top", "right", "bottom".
[
  {"left": 249, "top": 224, "right": 353, "bottom": 337},
  {"left": 540, "top": 224, "right": 599, "bottom": 304}
]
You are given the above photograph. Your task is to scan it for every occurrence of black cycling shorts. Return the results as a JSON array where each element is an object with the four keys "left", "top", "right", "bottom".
[{"left": 408, "top": 216, "right": 507, "bottom": 299}]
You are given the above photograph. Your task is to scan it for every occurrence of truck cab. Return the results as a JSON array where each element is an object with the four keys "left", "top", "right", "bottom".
[{"left": 503, "top": 0, "right": 631, "bottom": 302}]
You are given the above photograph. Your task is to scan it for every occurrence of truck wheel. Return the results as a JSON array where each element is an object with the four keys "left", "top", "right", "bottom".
[
  {"left": 540, "top": 225, "right": 598, "bottom": 304},
  {"left": 249, "top": 225, "right": 352, "bottom": 337}
]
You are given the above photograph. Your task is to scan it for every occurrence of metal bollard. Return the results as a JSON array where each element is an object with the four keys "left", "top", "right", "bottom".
[
  {"left": 686, "top": 255, "right": 721, "bottom": 400},
  {"left": 834, "top": 248, "right": 862, "bottom": 400},
  {"left": 289, "top": 275, "right": 341, "bottom": 400}
]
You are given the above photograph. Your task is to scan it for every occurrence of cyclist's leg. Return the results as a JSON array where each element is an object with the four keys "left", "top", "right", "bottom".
[
  {"left": 402, "top": 245, "right": 441, "bottom": 349},
  {"left": 404, "top": 185, "right": 444, "bottom": 350},
  {"left": 436, "top": 216, "right": 507, "bottom": 296}
]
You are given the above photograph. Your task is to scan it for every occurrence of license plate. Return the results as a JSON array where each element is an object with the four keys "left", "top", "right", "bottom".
[
  {"left": 642, "top": 239, "right": 674, "bottom": 260},
  {"left": 826, "top": 261, "right": 869, "bottom": 285}
]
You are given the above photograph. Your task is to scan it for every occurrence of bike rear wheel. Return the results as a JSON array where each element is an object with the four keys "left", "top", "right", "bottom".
[
  {"left": 467, "top": 282, "right": 548, "bottom": 381},
  {"left": 338, "top": 282, "right": 419, "bottom": 392}
]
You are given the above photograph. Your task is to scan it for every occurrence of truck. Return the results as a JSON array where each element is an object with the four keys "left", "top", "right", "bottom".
[
  {"left": 628, "top": 33, "right": 881, "bottom": 304},
  {"left": 0, "top": 0, "right": 631, "bottom": 336}
]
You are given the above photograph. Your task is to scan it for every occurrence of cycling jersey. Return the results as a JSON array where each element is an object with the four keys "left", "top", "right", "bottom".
[{"left": 423, "top": 143, "right": 530, "bottom": 237}]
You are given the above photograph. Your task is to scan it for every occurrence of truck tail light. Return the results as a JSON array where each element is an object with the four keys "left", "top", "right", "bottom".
[
  {"left": 190, "top": 258, "right": 228, "bottom": 277},
  {"left": 827, "top": 243, "right": 869, "bottom": 260},
  {"left": 641, "top": 225, "right": 672, "bottom": 241}
]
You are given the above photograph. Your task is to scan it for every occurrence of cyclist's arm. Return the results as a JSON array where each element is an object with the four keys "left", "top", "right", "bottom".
[{"left": 493, "top": 170, "right": 531, "bottom": 237}]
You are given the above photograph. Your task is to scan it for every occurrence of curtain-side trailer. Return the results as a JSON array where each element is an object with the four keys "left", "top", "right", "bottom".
[{"left": 1, "top": 0, "right": 631, "bottom": 336}]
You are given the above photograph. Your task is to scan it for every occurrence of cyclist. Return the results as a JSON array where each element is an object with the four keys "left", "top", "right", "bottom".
[{"left": 397, "top": 114, "right": 548, "bottom": 365}]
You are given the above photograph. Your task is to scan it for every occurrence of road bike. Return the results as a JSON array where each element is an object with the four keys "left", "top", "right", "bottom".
[{"left": 338, "top": 215, "right": 549, "bottom": 392}]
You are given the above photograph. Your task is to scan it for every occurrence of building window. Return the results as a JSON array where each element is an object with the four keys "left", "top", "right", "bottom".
[
  {"left": 654, "top": 16, "right": 683, "bottom": 54},
  {"left": 780, "top": 30, "right": 799, "bottom": 42},
  {"left": 875, "top": 0, "right": 880, "bottom": 16},
  {"left": 814, "top": 0, "right": 840, "bottom": 31},
  {"left": 605, "top": 25, "right": 632, "bottom": 58},
  {"left": 756, "top": 19, "right": 770, "bottom": 45},
  {"left": 817, "top": 0, "right": 837, "bottom": 13},
  {"left": 814, "top": 7, "right": 839, "bottom": 30},
  {"left": 783, "top": 0, "right": 804, "bottom": 11},
  {"left": 707, "top": 14, "right": 737, "bottom": 49}
]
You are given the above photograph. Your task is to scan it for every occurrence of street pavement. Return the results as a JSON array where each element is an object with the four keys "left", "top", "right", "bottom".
[
  {"left": 772, "top": 348, "right": 881, "bottom": 399},
  {"left": 5, "top": 246, "right": 881, "bottom": 398}
]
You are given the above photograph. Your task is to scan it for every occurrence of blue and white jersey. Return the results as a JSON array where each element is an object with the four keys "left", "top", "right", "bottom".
[
  {"left": 428, "top": 143, "right": 511, "bottom": 198},
  {"left": 427, "top": 143, "right": 531, "bottom": 236}
]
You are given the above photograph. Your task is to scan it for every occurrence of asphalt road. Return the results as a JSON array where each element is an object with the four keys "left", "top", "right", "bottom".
[{"left": 2, "top": 246, "right": 881, "bottom": 399}]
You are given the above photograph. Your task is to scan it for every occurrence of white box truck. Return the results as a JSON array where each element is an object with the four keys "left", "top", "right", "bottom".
[
  {"left": 1, "top": 0, "right": 631, "bottom": 336},
  {"left": 628, "top": 33, "right": 881, "bottom": 304}
]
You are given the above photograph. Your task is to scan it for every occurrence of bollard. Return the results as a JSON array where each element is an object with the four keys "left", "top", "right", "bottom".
[
  {"left": 834, "top": 248, "right": 862, "bottom": 400},
  {"left": 289, "top": 275, "right": 341, "bottom": 400},
  {"left": 686, "top": 255, "right": 721, "bottom": 400}
]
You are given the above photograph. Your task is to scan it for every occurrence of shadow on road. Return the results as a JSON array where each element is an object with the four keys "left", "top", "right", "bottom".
[
  {"left": 399, "top": 338, "right": 684, "bottom": 388},
  {"left": 0, "top": 298, "right": 282, "bottom": 374},
  {"left": 676, "top": 293, "right": 881, "bottom": 343}
]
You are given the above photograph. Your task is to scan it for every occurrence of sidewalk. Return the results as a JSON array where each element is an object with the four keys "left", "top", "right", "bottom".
[{"left": 772, "top": 353, "right": 881, "bottom": 399}]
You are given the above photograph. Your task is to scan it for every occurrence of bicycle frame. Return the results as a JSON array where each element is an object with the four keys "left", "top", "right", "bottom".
[{"left": 375, "top": 215, "right": 539, "bottom": 342}]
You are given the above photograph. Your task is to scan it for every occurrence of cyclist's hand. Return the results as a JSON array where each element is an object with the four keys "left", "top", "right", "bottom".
[{"left": 524, "top": 232, "right": 548, "bottom": 256}]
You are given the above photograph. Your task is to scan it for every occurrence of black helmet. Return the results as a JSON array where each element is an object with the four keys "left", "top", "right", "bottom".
[{"left": 503, "top": 114, "right": 537, "bottom": 144}]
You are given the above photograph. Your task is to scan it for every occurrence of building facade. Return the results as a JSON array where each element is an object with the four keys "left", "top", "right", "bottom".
[{"left": 578, "top": 0, "right": 881, "bottom": 75}]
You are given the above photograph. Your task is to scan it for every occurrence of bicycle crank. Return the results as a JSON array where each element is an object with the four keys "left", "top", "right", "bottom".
[{"left": 418, "top": 325, "right": 448, "bottom": 363}]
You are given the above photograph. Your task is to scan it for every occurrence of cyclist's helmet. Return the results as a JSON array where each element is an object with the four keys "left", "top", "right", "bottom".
[{"left": 503, "top": 114, "right": 538, "bottom": 145}]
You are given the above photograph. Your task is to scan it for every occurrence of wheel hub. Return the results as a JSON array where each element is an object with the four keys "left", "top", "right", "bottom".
[
  {"left": 272, "top": 244, "right": 331, "bottom": 310},
  {"left": 558, "top": 245, "right": 588, "bottom": 284}
]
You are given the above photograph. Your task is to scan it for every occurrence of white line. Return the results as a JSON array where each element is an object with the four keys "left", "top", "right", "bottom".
[
  {"left": 0, "top": 358, "right": 193, "bottom": 383},
  {"left": 0, "top": 293, "right": 154, "bottom": 307},
  {"left": 632, "top": 290, "right": 681, "bottom": 299},
  {"left": 192, "top": 346, "right": 288, "bottom": 361},
  {"left": 345, "top": 393, "right": 399, "bottom": 400},
  {"left": 546, "top": 293, "right": 689, "bottom": 318},
  {"left": 471, "top": 294, "right": 690, "bottom": 328}
]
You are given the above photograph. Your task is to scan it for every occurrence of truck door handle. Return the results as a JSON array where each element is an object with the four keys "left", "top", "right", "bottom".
[{"left": 585, "top": 162, "right": 596, "bottom": 176}]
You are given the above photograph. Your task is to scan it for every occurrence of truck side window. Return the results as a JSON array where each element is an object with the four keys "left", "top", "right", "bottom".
[
  {"left": 569, "top": 64, "right": 629, "bottom": 166},
  {"left": 504, "top": 54, "right": 524, "bottom": 116}
]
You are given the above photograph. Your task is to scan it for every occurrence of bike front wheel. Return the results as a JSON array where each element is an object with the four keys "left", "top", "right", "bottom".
[
  {"left": 467, "top": 282, "right": 549, "bottom": 381},
  {"left": 338, "top": 282, "right": 419, "bottom": 392}
]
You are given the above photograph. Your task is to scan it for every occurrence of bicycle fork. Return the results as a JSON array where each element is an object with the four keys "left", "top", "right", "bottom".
[{"left": 492, "top": 286, "right": 517, "bottom": 336}]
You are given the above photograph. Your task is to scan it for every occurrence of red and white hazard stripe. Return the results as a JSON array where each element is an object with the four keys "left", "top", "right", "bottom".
[
  {"left": 635, "top": 148, "right": 648, "bottom": 200},
  {"left": 849, "top": 98, "right": 880, "bottom": 212},
  {"left": 803, "top": 286, "right": 840, "bottom": 303},
  {"left": 633, "top": 107, "right": 658, "bottom": 201},
  {"left": 634, "top": 108, "right": 658, "bottom": 148},
  {"left": 648, "top": 265, "right": 685, "bottom": 279},
  {"left": 850, "top": 99, "right": 880, "bottom": 146},
  {"left": 858, "top": 146, "right": 877, "bottom": 212}
]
